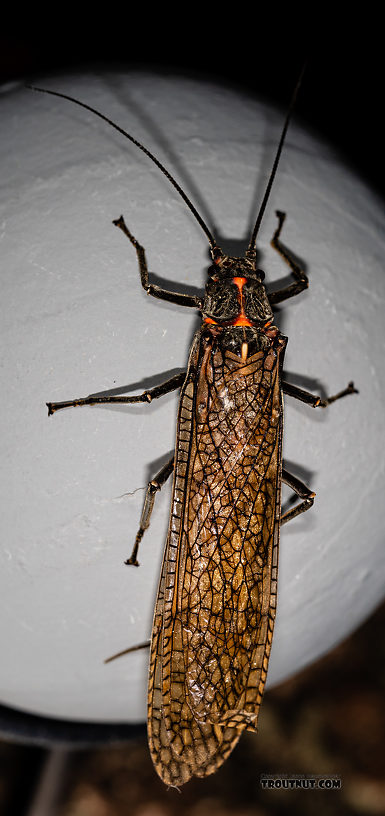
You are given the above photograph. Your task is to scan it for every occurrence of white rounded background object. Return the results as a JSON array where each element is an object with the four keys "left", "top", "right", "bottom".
[{"left": 1, "top": 72, "right": 384, "bottom": 724}]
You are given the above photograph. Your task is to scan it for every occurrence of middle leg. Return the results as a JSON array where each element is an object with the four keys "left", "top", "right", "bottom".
[
  {"left": 282, "top": 380, "right": 358, "bottom": 408},
  {"left": 47, "top": 371, "right": 186, "bottom": 416}
]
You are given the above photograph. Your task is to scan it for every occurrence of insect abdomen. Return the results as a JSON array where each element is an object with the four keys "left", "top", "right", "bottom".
[{"left": 148, "top": 328, "right": 286, "bottom": 785}]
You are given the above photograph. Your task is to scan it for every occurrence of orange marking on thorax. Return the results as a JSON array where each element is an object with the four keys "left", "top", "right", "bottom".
[
  {"left": 232, "top": 276, "right": 247, "bottom": 291},
  {"left": 232, "top": 276, "right": 253, "bottom": 327}
]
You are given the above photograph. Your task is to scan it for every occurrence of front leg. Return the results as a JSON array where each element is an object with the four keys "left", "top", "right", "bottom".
[
  {"left": 269, "top": 211, "right": 309, "bottom": 305},
  {"left": 113, "top": 216, "right": 202, "bottom": 308}
]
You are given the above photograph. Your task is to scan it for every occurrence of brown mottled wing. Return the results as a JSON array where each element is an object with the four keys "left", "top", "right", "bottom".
[{"left": 148, "top": 328, "right": 286, "bottom": 786}]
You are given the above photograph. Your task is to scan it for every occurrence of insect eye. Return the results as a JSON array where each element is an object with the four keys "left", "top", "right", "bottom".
[{"left": 211, "top": 246, "right": 224, "bottom": 265}]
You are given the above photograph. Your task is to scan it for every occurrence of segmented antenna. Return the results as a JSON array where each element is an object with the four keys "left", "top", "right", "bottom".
[
  {"left": 29, "top": 69, "right": 305, "bottom": 259},
  {"left": 246, "top": 62, "right": 307, "bottom": 258},
  {"left": 27, "top": 84, "right": 217, "bottom": 249}
]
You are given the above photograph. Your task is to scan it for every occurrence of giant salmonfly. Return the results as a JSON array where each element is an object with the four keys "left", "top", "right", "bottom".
[{"left": 31, "top": 69, "right": 357, "bottom": 786}]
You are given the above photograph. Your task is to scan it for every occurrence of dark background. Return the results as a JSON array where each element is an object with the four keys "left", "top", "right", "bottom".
[{"left": 0, "top": 19, "right": 383, "bottom": 201}]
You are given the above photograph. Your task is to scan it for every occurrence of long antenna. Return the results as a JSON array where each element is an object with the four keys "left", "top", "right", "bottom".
[
  {"left": 27, "top": 85, "right": 217, "bottom": 249},
  {"left": 247, "top": 62, "right": 307, "bottom": 257}
]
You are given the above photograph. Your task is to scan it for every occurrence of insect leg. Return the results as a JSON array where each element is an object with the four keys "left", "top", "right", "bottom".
[
  {"left": 282, "top": 380, "right": 358, "bottom": 407},
  {"left": 268, "top": 211, "right": 309, "bottom": 305},
  {"left": 114, "top": 215, "right": 203, "bottom": 308},
  {"left": 281, "top": 468, "right": 315, "bottom": 525},
  {"left": 126, "top": 455, "right": 174, "bottom": 566},
  {"left": 47, "top": 371, "right": 186, "bottom": 415}
]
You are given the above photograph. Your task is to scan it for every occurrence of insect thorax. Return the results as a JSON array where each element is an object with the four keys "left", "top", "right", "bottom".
[{"left": 201, "top": 259, "right": 275, "bottom": 357}]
